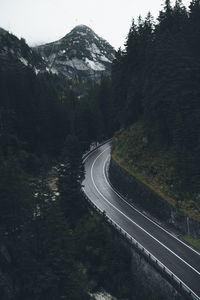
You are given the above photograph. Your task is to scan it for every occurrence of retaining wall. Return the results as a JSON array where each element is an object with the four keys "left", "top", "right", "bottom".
[{"left": 109, "top": 157, "right": 200, "bottom": 238}]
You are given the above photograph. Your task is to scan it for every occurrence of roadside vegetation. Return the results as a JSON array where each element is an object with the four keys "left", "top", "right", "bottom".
[
  {"left": 112, "top": 121, "right": 200, "bottom": 222},
  {"left": 110, "top": 0, "right": 200, "bottom": 222},
  {"left": 1, "top": 0, "right": 200, "bottom": 298},
  {"left": 183, "top": 235, "right": 200, "bottom": 250}
]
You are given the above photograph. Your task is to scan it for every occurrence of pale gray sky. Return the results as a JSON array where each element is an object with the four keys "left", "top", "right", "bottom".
[{"left": 0, "top": 0, "right": 191, "bottom": 49}]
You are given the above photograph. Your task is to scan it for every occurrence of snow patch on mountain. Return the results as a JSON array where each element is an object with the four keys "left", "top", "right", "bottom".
[
  {"left": 19, "top": 57, "right": 28, "bottom": 66},
  {"left": 34, "top": 67, "right": 40, "bottom": 74},
  {"left": 85, "top": 58, "right": 105, "bottom": 71},
  {"left": 92, "top": 292, "right": 117, "bottom": 300},
  {"left": 65, "top": 58, "right": 89, "bottom": 71},
  {"left": 50, "top": 67, "right": 59, "bottom": 74},
  {"left": 100, "top": 55, "right": 111, "bottom": 63},
  {"left": 34, "top": 24, "right": 115, "bottom": 80},
  {"left": 77, "top": 31, "right": 87, "bottom": 36},
  {"left": 48, "top": 53, "right": 57, "bottom": 64},
  {"left": 0, "top": 28, "right": 48, "bottom": 75},
  {"left": 89, "top": 43, "right": 101, "bottom": 55}
]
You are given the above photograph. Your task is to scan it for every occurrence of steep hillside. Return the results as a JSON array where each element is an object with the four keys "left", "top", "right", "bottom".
[
  {"left": 110, "top": 1, "right": 200, "bottom": 222},
  {"left": 0, "top": 27, "right": 46, "bottom": 73},
  {"left": 112, "top": 121, "right": 200, "bottom": 222},
  {"left": 0, "top": 26, "right": 133, "bottom": 299},
  {"left": 34, "top": 25, "right": 115, "bottom": 80}
]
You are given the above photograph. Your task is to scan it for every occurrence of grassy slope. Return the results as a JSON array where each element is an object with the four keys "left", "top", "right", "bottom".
[
  {"left": 183, "top": 235, "right": 200, "bottom": 250},
  {"left": 112, "top": 121, "right": 200, "bottom": 223}
]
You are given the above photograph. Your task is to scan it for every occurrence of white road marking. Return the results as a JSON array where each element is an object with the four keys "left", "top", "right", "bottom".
[
  {"left": 102, "top": 153, "right": 200, "bottom": 257},
  {"left": 83, "top": 144, "right": 200, "bottom": 299},
  {"left": 83, "top": 188, "right": 200, "bottom": 300},
  {"left": 90, "top": 148, "right": 200, "bottom": 277},
  {"left": 84, "top": 142, "right": 200, "bottom": 257}
]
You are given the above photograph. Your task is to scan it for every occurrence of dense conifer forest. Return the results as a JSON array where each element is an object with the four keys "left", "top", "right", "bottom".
[
  {"left": 111, "top": 0, "right": 200, "bottom": 211},
  {"left": 1, "top": 0, "right": 200, "bottom": 299},
  {"left": 0, "top": 46, "right": 135, "bottom": 299}
]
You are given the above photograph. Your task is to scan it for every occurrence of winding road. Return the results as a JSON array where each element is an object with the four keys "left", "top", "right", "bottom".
[{"left": 83, "top": 141, "right": 200, "bottom": 299}]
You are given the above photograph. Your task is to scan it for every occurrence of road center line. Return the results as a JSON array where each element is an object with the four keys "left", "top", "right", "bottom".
[
  {"left": 90, "top": 147, "right": 200, "bottom": 277},
  {"left": 102, "top": 153, "right": 200, "bottom": 257}
]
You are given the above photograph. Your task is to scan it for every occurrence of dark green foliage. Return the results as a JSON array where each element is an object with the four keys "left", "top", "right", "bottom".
[
  {"left": 75, "top": 76, "right": 115, "bottom": 143},
  {"left": 111, "top": 0, "right": 200, "bottom": 196},
  {"left": 0, "top": 155, "right": 33, "bottom": 237},
  {"left": 0, "top": 146, "right": 134, "bottom": 300},
  {"left": 3, "top": 7, "right": 197, "bottom": 298},
  {"left": 0, "top": 28, "right": 137, "bottom": 300},
  {"left": 75, "top": 216, "right": 133, "bottom": 299},
  {"left": 0, "top": 65, "right": 70, "bottom": 163},
  {"left": 12, "top": 180, "right": 91, "bottom": 300},
  {"left": 96, "top": 77, "right": 114, "bottom": 137},
  {"left": 0, "top": 30, "right": 110, "bottom": 165},
  {"left": 58, "top": 135, "right": 88, "bottom": 225}
]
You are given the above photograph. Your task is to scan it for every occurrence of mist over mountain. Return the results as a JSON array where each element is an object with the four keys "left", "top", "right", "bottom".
[
  {"left": 34, "top": 25, "right": 116, "bottom": 80},
  {"left": 0, "top": 27, "right": 46, "bottom": 73}
]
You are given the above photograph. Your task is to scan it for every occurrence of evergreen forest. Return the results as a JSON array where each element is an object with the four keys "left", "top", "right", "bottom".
[
  {"left": 0, "top": 0, "right": 200, "bottom": 299},
  {"left": 111, "top": 0, "right": 200, "bottom": 213}
]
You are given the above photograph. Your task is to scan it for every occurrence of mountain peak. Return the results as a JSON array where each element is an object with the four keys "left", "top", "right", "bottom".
[
  {"left": 73, "top": 24, "right": 91, "bottom": 31},
  {"left": 66, "top": 24, "right": 94, "bottom": 38},
  {"left": 35, "top": 26, "right": 115, "bottom": 80}
]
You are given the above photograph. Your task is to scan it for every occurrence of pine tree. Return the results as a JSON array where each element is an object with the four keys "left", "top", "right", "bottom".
[
  {"left": 14, "top": 179, "right": 91, "bottom": 300},
  {"left": 57, "top": 135, "right": 87, "bottom": 226},
  {"left": 0, "top": 155, "right": 33, "bottom": 237}
]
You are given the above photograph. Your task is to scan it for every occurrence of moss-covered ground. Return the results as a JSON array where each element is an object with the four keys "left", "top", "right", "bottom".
[
  {"left": 112, "top": 121, "right": 200, "bottom": 222},
  {"left": 183, "top": 236, "right": 200, "bottom": 251}
]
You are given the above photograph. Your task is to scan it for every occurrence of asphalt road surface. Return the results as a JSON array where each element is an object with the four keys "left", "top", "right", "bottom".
[{"left": 83, "top": 141, "right": 200, "bottom": 299}]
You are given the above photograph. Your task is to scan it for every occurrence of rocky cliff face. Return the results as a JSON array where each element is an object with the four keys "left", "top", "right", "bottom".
[
  {"left": 34, "top": 25, "right": 115, "bottom": 80},
  {"left": 0, "top": 27, "right": 46, "bottom": 73}
]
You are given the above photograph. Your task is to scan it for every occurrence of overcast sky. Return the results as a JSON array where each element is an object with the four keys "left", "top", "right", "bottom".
[{"left": 0, "top": 0, "right": 191, "bottom": 49}]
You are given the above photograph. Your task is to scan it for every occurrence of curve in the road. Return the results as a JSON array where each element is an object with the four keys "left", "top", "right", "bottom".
[
  {"left": 83, "top": 142, "right": 200, "bottom": 300},
  {"left": 92, "top": 150, "right": 200, "bottom": 277},
  {"left": 102, "top": 155, "right": 200, "bottom": 258}
]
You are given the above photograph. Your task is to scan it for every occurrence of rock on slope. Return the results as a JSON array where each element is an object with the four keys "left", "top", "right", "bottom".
[
  {"left": 0, "top": 27, "right": 46, "bottom": 73},
  {"left": 34, "top": 25, "right": 115, "bottom": 80}
]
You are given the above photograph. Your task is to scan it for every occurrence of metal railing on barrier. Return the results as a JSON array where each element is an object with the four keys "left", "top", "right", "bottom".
[
  {"left": 83, "top": 192, "right": 200, "bottom": 300},
  {"left": 82, "top": 140, "right": 200, "bottom": 300}
]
